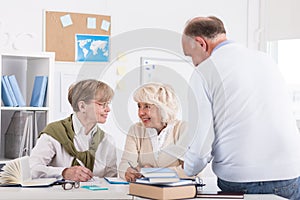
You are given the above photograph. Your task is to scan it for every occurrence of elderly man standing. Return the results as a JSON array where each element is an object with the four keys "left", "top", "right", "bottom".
[{"left": 181, "top": 16, "right": 300, "bottom": 199}]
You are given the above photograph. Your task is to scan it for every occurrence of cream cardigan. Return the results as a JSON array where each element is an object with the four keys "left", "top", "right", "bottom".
[{"left": 118, "top": 120, "right": 189, "bottom": 179}]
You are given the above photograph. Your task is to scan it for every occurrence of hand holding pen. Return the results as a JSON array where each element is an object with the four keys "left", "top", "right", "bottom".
[
  {"left": 128, "top": 161, "right": 139, "bottom": 172},
  {"left": 125, "top": 161, "right": 143, "bottom": 182},
  {"left": 75, "top": 158, "right": 95, "bottom": 181},
  {"left": 62, "top": 158, "right": 94, "bottom": 182}
]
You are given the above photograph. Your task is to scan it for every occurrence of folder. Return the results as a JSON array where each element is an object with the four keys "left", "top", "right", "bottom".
[
  {"left": 30, "top": 76, "right": 48, "bottom": 107},
  {"left": 8, "top": 75, "right": 26, "bottom": 107},
  {"left": 3, "top": 75, "right": 18, "bottom": 106},
  {"left": 1, "top": 77, "right": 14, "bottom": 106}
]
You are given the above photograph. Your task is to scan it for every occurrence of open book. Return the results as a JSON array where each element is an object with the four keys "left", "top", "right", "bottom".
[{"left": 0, "top": 156, "right": 56, "bottom": 187}]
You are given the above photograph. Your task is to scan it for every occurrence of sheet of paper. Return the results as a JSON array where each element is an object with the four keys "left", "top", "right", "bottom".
[
  {"left": 60, "top": 14, "right": 73, "bottom": 27},
  {"left": 101, "top": 20, "right": 110, "bottom": 31},
  {"left": 87, "top": 17, "right": 96, "bottom": 29},
  {"left": 117, "top": 66, "right": 126, "bottom": 76}
]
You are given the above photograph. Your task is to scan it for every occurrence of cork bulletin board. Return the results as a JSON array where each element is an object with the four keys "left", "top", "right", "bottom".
[{"left": 45, "top": 11, "right": 111, "bottom": 62}]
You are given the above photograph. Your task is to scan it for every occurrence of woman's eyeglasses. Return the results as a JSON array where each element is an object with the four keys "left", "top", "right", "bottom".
[
  {"left": 62, "top": 181, "right": 80, "bottom": 190},
  {"left": 91, "top": 100, "right": 111, "bottom": 109}
]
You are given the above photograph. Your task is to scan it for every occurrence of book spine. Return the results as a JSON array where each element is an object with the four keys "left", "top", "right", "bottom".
[
  {"left": 8, "top": 75, "right": 26, "bottom": 107},
  {"left": 30, "top": 76, "right": 48, "bottom": 107},
  {"left": 1, "top": 77, "right": 14, "bottom": 106},
  {"left": 3, "top": 75, "right": 18, "bottom": 106},
  {"left": 40, "top": 76, "right": 48, "bottom": 107}
]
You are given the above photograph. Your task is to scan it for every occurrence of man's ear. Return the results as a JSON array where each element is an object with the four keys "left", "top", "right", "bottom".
[{"left": 194, "top": 36, "right": 207, "bottom": 51}]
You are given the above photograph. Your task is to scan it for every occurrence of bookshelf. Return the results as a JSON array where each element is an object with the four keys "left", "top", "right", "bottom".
[{"left": 0, "top": 51, "right": 54, "bottom": 161}]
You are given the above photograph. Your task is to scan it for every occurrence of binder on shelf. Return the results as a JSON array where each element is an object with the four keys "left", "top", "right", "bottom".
[
  {"left": 1, "top": 77, "right": 14, "bottom": 106},
  {"left": 5, "top": 111, "right": 34, "bottom": 159},
  {"left": 33, "top": 111, "right": 47, "bottom": 147},
  {"left": 3, "top": 75, "right": 18, "bottom": 106},
  {"left": 8, "top": 75, "right": 26, "bottom": 107},
  {"left": 30, "top": 76, "right": 48, "bottom": 107}
]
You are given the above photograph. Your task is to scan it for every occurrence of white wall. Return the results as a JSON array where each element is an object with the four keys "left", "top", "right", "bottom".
[{"left": 0, "top": 0, "right": 260, "bottom": 176}]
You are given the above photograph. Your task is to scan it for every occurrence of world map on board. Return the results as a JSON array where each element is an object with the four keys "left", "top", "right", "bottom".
[{"left": 76, "top": 34, "right": 110, "bottom": 62}]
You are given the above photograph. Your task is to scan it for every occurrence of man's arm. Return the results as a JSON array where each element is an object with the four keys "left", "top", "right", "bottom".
[{"left": 184, "top": 70, "right": 215, "bottom": 176}]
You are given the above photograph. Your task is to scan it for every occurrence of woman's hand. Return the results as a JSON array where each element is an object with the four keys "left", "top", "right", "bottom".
[
  {"left": 62, "top": 166, "right": 93, "bottom": 182},
  {"left": 125, "top": 167, "right": 143, "bottom": 182}
]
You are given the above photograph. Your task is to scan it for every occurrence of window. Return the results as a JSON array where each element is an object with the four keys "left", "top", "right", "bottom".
[{"left": 268, "top": 39, "right": 300, "bottom": 119}]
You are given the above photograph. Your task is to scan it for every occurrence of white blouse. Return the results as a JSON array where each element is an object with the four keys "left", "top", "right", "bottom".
[{"left": 30, "top": 113, "right": 117, "bottom": 179}]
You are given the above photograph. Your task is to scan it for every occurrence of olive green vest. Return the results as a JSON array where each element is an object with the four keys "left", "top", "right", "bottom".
[{"left": 39, "top": 115, "right": 104, "bottom": 171}]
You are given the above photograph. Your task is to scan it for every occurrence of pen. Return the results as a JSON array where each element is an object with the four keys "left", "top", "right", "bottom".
[
  {"left": 76, "top": 158, "right": 85, "bottom": 167},
  {"left": 128, "top": 161, "right": 139, "bottom": 172},
  {"left": 76, "top": 158, "right": 95, "bottom": 181}
]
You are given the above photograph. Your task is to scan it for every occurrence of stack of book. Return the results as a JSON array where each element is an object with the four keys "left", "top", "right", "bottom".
[
  {"left": 129, "top": 167, "right": 196, "bottom": 199},
  {"left": 1, "top": 75, "right": 48, "bottom": 107},
  {"left": 1, "top": 75, "right": 26, "bottom": 107},
  {"left": 138, "top": 167, "right": 180, "bottom": 183}
]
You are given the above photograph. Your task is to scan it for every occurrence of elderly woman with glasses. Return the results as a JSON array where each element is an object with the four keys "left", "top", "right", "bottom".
[
  {"left": 30, "top": 79, "right": 117, "bottom": 182},
  {"left": 118, "top": 82, "right": 189, "bottom": 182}
]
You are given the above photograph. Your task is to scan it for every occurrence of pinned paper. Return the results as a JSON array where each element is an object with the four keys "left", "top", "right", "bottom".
[
  {"left": 60, "top": 14, "right": 73, "bottom": 27},
  {"left": 117, "top": 52, "right": 127, "bottom": 61},
  {"left": 87, "top": 17, "right": 96, "bottom": 29},
  {"left": 117, "top": 66, "right": 126, "bottom": 76},
  {"left": 101, "top": 20, "right": 110, "bottom": 31}
]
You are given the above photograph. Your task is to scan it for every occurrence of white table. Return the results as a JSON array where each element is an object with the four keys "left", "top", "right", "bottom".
[
  {"left": 0, "top": 178, "right": 131, "bottom": 200},
  {"left": 0, "top": 178, "right": 287, "bottom": 200}
]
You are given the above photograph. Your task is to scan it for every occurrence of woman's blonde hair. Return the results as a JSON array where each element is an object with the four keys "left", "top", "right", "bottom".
[
  {"left": 68, "top": 79, "right": 114, "bottom": 112},
  {"left": 133, "top": 82, "right": 179, "bottom": 123}
]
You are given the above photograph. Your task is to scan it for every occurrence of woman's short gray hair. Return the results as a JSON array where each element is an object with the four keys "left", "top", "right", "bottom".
[
  {"left": 133, "top": 82, "right": 179, "bottom": 123},
  {"left": 68, "top": 79, "right": 114, "bottom": 112}
]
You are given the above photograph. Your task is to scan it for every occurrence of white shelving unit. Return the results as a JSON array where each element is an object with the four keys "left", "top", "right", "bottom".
[{"left": 0, "top": 51, "right": 54, "bottom": 160}]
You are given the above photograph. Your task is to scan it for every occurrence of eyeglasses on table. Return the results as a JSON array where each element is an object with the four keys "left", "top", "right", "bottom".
[{"left": 61, "top": 180, "right": 80, "bottom": 190}]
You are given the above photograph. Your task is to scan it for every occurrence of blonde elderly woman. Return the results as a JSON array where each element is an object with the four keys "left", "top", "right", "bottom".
[
  {"left": 30, "top": 79, "right": 117, "bottom": 182},
  {"left": 118, "top": 82, "right": 188, "bottom": 182}
]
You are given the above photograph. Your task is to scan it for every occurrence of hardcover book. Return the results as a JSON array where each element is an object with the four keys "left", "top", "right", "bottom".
[
  {"left": 3, "top": 75, "right": 18, "bottom": 106},
  {"left": 8, "top": 75, "right": 26, "bottom": 107},
  {"left": 30, "top": 76, "right": 48, "bottom": 107},
  {"left": 139, "top": 167, "right": 180, "bottom": 183},
  {"left": 136, "top": 176, "right": 180, "bottom": 183},
  {"left": 1, "top": 77, "right": 14, "bottom": 106},
  {"left": 129, "top": 182, "right": 196, "bottom": 200},
  {"left": 140, "top": 167, "right": 178, "bottom": 178}
]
